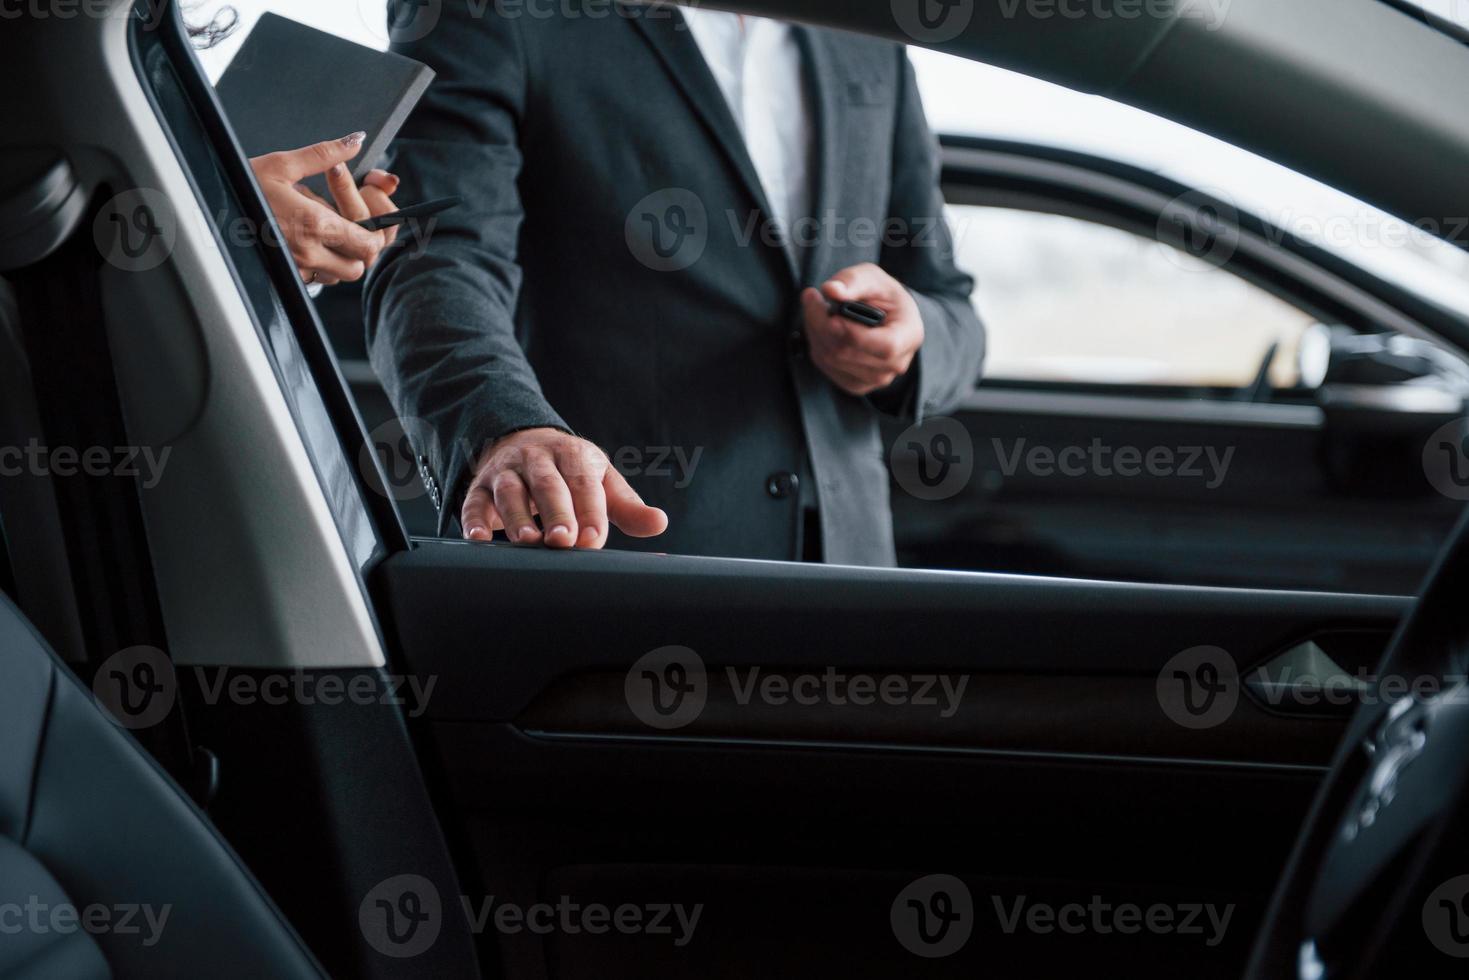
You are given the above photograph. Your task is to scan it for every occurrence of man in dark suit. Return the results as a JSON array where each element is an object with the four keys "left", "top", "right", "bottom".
[{"left": 365, "top": 0, "right": 984, "bottom": 565}]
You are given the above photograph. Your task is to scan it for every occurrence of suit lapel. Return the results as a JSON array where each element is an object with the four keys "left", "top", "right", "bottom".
[
  {"left": 795, "top": 26, "right": 848, "bottom": 286},
  {"left": 623, "top": 4, "right": 781, "bottom": 240}
]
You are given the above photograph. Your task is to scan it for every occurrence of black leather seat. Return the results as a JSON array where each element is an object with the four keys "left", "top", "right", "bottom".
[{"left": 0, "top": 594, "right": 324, "bottom": 978}]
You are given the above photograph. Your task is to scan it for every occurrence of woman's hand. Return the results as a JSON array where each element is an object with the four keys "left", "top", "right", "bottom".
[{"left": 249, "top": 131, "right": 401, "bottom": 286}]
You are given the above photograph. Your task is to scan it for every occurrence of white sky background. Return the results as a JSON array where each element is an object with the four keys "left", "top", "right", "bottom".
[{"left": 191, "top": 0, "right": 1469, "bottom": 315}]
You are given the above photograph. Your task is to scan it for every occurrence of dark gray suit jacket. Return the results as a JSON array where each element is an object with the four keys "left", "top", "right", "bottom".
[{"left": 365, "top": 0, "right": 985, "bottom": 565}]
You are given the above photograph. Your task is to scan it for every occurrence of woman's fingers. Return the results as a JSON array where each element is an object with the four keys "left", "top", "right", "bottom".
[
  {"left": 253, "top": 131, "right": 366, "bottom": 183},
  {"left": 363, "top": 169, "right": 400, "bottom": 195},
  {"left": 295, "top": 244, "right": 367, "bottom": 283},
  {"left": 358, "top": 185, "right": 401, "bottom": 247},
  {"left": 249, "top": 134, "right": 405, "bottom": 281},
  {"left": 299, "top": 268, "right": 342, "bottom": 287},
  {"left": 326, "top": 162, "right": 372, "bottom": 221},
  {"left": 323, "top": 166, "right": 392, "bottom": 265}
]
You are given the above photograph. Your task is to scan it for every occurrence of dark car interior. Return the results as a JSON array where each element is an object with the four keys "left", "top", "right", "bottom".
[{"left": 4, "top": 0, "right": 1469, "bottom": 978}]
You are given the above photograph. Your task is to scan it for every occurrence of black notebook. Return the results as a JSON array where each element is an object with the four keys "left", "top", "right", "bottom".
[{"left": 216, "top": 13, "right": 434, "bottom": 197}]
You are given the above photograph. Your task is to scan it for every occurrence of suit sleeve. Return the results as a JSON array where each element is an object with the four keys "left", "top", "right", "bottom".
[
  {"left": 873, "top": 49, "right": 986, "bottom": 422},
  {"left": 364, "top": 1, "right": 569, "bottom": 534}
]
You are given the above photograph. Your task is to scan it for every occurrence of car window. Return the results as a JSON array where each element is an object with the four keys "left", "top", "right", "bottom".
[
  {"left": 909, "top": 50, "right": 1469, "bottom": 317},
  {"left": 950, "top": 205, "right": 1315, "bottom": 388}
]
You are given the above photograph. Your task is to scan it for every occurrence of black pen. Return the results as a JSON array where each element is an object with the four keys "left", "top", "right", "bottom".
[{"left": 356, "top": 195, "right": 461, "bottom": 231}]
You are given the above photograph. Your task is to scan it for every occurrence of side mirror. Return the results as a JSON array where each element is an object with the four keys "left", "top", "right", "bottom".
[
  {"left": 1301, "top": 324, "right": 1469, "bottom": 394},
  {"left": 1302, "top": 325, "right": 1469, "bottom": 495}
]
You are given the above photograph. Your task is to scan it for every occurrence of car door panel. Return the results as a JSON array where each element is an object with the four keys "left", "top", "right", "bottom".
[
  {"left": 373, "top": 540, "right": 1406, "bottom": 977},
  {"left": 893, "top": 388, "right": 1463, "bottom": 592}
]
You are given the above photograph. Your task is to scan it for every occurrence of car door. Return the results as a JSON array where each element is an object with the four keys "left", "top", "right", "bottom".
[{"left": 887, "top": 134, "right": 1469, "bottom": 595}]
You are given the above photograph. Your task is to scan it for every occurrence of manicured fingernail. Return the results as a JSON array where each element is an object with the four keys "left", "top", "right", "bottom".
[
  {"left": 332, "top": 163, "right": 349, "bottom": 176},
  {"left": 341, "top": 131, "right": 367, "bottom": 148}
]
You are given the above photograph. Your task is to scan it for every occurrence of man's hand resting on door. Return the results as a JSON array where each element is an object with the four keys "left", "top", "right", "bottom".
[{"left": 460, "top": 428, "right": 669, "bottom": 548}]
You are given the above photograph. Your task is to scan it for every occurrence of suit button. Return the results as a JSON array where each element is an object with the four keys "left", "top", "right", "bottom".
[
  {"left": 788, "top": 329, "right": 807, "bottom": 356},
  {"left": 766, "top": 472, "right": 799, "bottom": 499}
]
